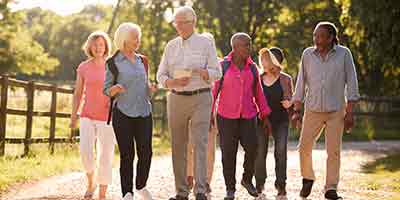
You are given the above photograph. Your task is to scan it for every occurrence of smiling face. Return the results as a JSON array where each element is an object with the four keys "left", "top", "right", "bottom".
[
  {"left": 313, "top": 26, "right": 333, "bottom": 52},
  {"left": 90, "top": 37, "right": 106, "bottom": 58},
  {"left": 260, "top": 52, "right": 281, "bottom": 74},
  {"left": 233, "top": 37, "right": 252, "bottom": 60},
  {"left": 173, "top": 12, "right": 195, "bottom": 39},
  {"left": 124, "top": 30, "right": 140, "bottom": 52}
]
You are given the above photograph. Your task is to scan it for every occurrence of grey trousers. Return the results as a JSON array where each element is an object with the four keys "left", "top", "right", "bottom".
[{"left": 167, "top": 91, "right": 212, "bottom": 197}]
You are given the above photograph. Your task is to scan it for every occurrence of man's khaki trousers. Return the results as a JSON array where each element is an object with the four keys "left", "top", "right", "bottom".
[{"left": 299, "top": 107, "right": 345, "bottom": 191}]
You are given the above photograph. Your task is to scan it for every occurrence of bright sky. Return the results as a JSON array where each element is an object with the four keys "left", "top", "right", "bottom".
[{"left": 10, "top": 0, "right": 117, "bottom": 15}]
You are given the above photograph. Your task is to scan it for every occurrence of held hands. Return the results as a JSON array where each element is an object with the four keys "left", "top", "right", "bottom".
[
  {"left": 281, "top": 100, "right": 292, "bottom": 109},
  {"left": 109, "top": 84, "right": 126, "bottom": 97}
]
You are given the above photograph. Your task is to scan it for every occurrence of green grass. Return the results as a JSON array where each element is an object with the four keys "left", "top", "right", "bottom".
[
  {"left": 0, "top": 136, "right": 171, "bottom": 195},
  {"left": 360, "top": 152, "right": 400, "bottom": 199},
  {"left": 0, "top": 144, "right": 82, "bottom": 193},
  {"left": 287, "top": 126, "right": 400, "bottom": 141}
]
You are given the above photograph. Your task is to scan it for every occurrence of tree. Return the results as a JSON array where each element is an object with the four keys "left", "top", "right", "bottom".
[
  {"left": 0, "top": 1, "right": 58, "bottom": 75},
  {"left": 21, "top": 5, "right": 112, "bottom": 80},
  {"left": 193, "top": 0, "right": 283, "bottom": 56},
  {"left": 338, "top": 0, "right": 400, "bottom": 96}
]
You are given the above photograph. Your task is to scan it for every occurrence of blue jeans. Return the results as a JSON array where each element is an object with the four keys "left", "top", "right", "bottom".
[{"left": 254, "top": 121, "right": 289, "bottom": 188}]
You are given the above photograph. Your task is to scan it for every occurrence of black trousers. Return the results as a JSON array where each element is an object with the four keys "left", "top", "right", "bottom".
[
  {"left": 217, "top": 114, "right": 258, "bottom": 192},
  {"left": 112, "top": 108, "right": 153, "bottom": 196}
]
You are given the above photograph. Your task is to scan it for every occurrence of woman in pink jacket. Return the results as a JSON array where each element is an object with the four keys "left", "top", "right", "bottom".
[{"left": 212, "top": 32, "right": 272, "bottom": 200}]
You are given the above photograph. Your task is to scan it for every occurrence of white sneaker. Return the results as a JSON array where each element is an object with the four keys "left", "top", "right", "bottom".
[
  {"left": 256, "top": 193, "right": 266, "bottom": 200},
  {"left": 206, "top": 193, "right": 212, "bottom": 200},
  {"left": 136, "top": 188, "right": 152, "bottom": 200},
  {"left": 123, "top": 192, "right": 134, "bottom": 200}
]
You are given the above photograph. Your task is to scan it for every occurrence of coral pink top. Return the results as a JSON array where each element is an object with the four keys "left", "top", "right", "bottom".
[{"left": 76, "top": 60, "right": 110, "bottom": 121}]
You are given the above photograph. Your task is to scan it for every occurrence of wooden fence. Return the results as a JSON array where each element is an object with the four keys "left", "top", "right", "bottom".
[
  {"left": 1, "top": 74, "right": 399, "bottom": 156},
  {"left": 0, "top": 75, "right": 167, "bottom": 156}
]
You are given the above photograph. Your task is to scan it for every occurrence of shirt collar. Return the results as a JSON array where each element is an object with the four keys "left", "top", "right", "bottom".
[
  {"left": 179, "top": 32, "right": 198, "bottom": 47},
  {"left": 181, "top": 32, "right": 196, "bottom": 41},
  {"left": 115, "top": 51, "right": 138, "bottom": 62},
  {"left": 313, "top": 44, "right": 338, "bottom": 56}
]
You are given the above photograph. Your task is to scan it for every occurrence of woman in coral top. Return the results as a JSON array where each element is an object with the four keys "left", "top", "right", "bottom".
[{"left": 70, "top": 31, "right": 116, "bottom": 200}]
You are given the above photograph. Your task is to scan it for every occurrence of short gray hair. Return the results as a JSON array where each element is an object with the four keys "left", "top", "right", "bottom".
[
  {"left": 114, "top": 22, "right": 141, "bottom": 50},
  {"left": 173, "top": 6, "right": 197, "bottom": 23},
  {"left": 230, "top": 32, "right": 251, "bottom": 48}
]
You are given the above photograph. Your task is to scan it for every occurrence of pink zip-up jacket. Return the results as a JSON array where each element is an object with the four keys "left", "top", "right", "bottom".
[{"left": 212, "top": 51, "right": 271, "bottom": 120}]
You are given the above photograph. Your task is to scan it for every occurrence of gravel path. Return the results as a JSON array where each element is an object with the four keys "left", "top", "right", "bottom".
[{"left": 2, "top": 141, "right": 400, "bottom": 200}]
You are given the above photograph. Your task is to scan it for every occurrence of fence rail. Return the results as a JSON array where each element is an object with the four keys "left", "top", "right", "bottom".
[
  {"left": 0, "top": 75, "right": 167, "bottom": 156},
  {"left": 1, "top": 75, "right": 399, "bottom": 156}
]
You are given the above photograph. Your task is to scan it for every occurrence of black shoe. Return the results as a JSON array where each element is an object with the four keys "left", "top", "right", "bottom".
[
  {"left": 256, "top": 184, "right": 264, "bottom": 194},
  {"left": 240, "top": 179, "right": 258, "bottom": 197},
  {"left": 324, "top": 190, "right": 342, "bottom": 200},
  {"left": 299, "top": 178, "right": 314, "bottom": 198},
  {"left": 206, "top": 183, "right": 212, "bottom": 194},
  {"left": 169, "top": 195, "right": 189, "bottom": 200},
  {"left": 224, "top": 190, "right": 235, "bottom": 200},
  {"left": 195, "top": 193, "right": 207, "bottom": 200}
]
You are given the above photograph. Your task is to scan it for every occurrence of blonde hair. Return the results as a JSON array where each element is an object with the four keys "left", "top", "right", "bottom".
[
  {"left": 82, "top": 31, "right": 111, "bottom": 58},
  {"left": 258, "top": 47, "right": 284, "bottom": 72},
  {"left": 114, "top": 22, "right": 142, "bottom": 50}
]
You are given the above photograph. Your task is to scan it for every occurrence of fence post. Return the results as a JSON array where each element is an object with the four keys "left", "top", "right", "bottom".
[
  {"left": 49, "top": 84, "right": 57, "bottom": 154},
  {"left": 0, "top": 75, "right": 9, "bottom": 156},
  {"left": 24, "top": 81, "right": 34, "bottom": 156}
]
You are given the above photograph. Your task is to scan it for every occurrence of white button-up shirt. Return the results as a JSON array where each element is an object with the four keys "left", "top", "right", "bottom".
[{"left": 157, "top": 33, "right": 221, "bottom": 91}]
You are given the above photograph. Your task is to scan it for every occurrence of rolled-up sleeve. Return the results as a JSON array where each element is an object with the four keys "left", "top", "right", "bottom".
[
  {"left": 344, "top": 48, "right": 360, "bottom": 101},
  {"left": 156, "top": 45, "right": 171, "bottom": 88},
  {"left": 103, "top": 62, "right": 114, "bottom": 97},
  {"left": 292, "top": 51, "right": 307, "bottom": 103},
  {"left": 206, "top": 40, "right": 222, "bottom": 82}
]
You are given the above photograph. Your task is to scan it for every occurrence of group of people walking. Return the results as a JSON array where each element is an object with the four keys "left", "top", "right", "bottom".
[{"left": 70, "top": 5, "right": 359, "bottom": 200}]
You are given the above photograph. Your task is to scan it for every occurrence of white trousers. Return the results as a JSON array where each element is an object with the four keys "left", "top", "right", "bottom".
[{"left": 80, "top": 117, "right": 116, "bottom": 185}]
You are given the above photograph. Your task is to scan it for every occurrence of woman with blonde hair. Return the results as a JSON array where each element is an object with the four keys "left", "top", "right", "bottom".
[
  {"left": 254, "top": 47, "right": 294, "bottom": 198},
  {"left": 103, "top": 22, "right": 155, "bottom": 200},
  {"left": 70, "top": 31, "right": 115, "bottom": 200}
]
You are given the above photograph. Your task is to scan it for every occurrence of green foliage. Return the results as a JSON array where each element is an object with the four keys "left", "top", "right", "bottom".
[
  {"left": 360, "top": 152, "right": 400, "bottom": 198},
  {"left": 338, "top": 0, "right": 400, "bottom": 96},
  {"left": 0, "top": 1, "right": 59, "bottom": 75},
  {"left": 1, "top": 0, "right": 399, "bottom": 95},
  {"left": 22, "top": 5, "right": 111, "bottom": 80}
]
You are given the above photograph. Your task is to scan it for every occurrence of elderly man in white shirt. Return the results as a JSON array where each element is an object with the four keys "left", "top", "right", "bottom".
[{"left": 156, "top": 6, "right": 221, "bottom": 200}]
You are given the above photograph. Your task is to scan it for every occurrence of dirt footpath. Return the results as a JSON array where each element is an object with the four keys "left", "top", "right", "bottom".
[{"left": 2, "top": 141, "right": 399, "bottom": 200}]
